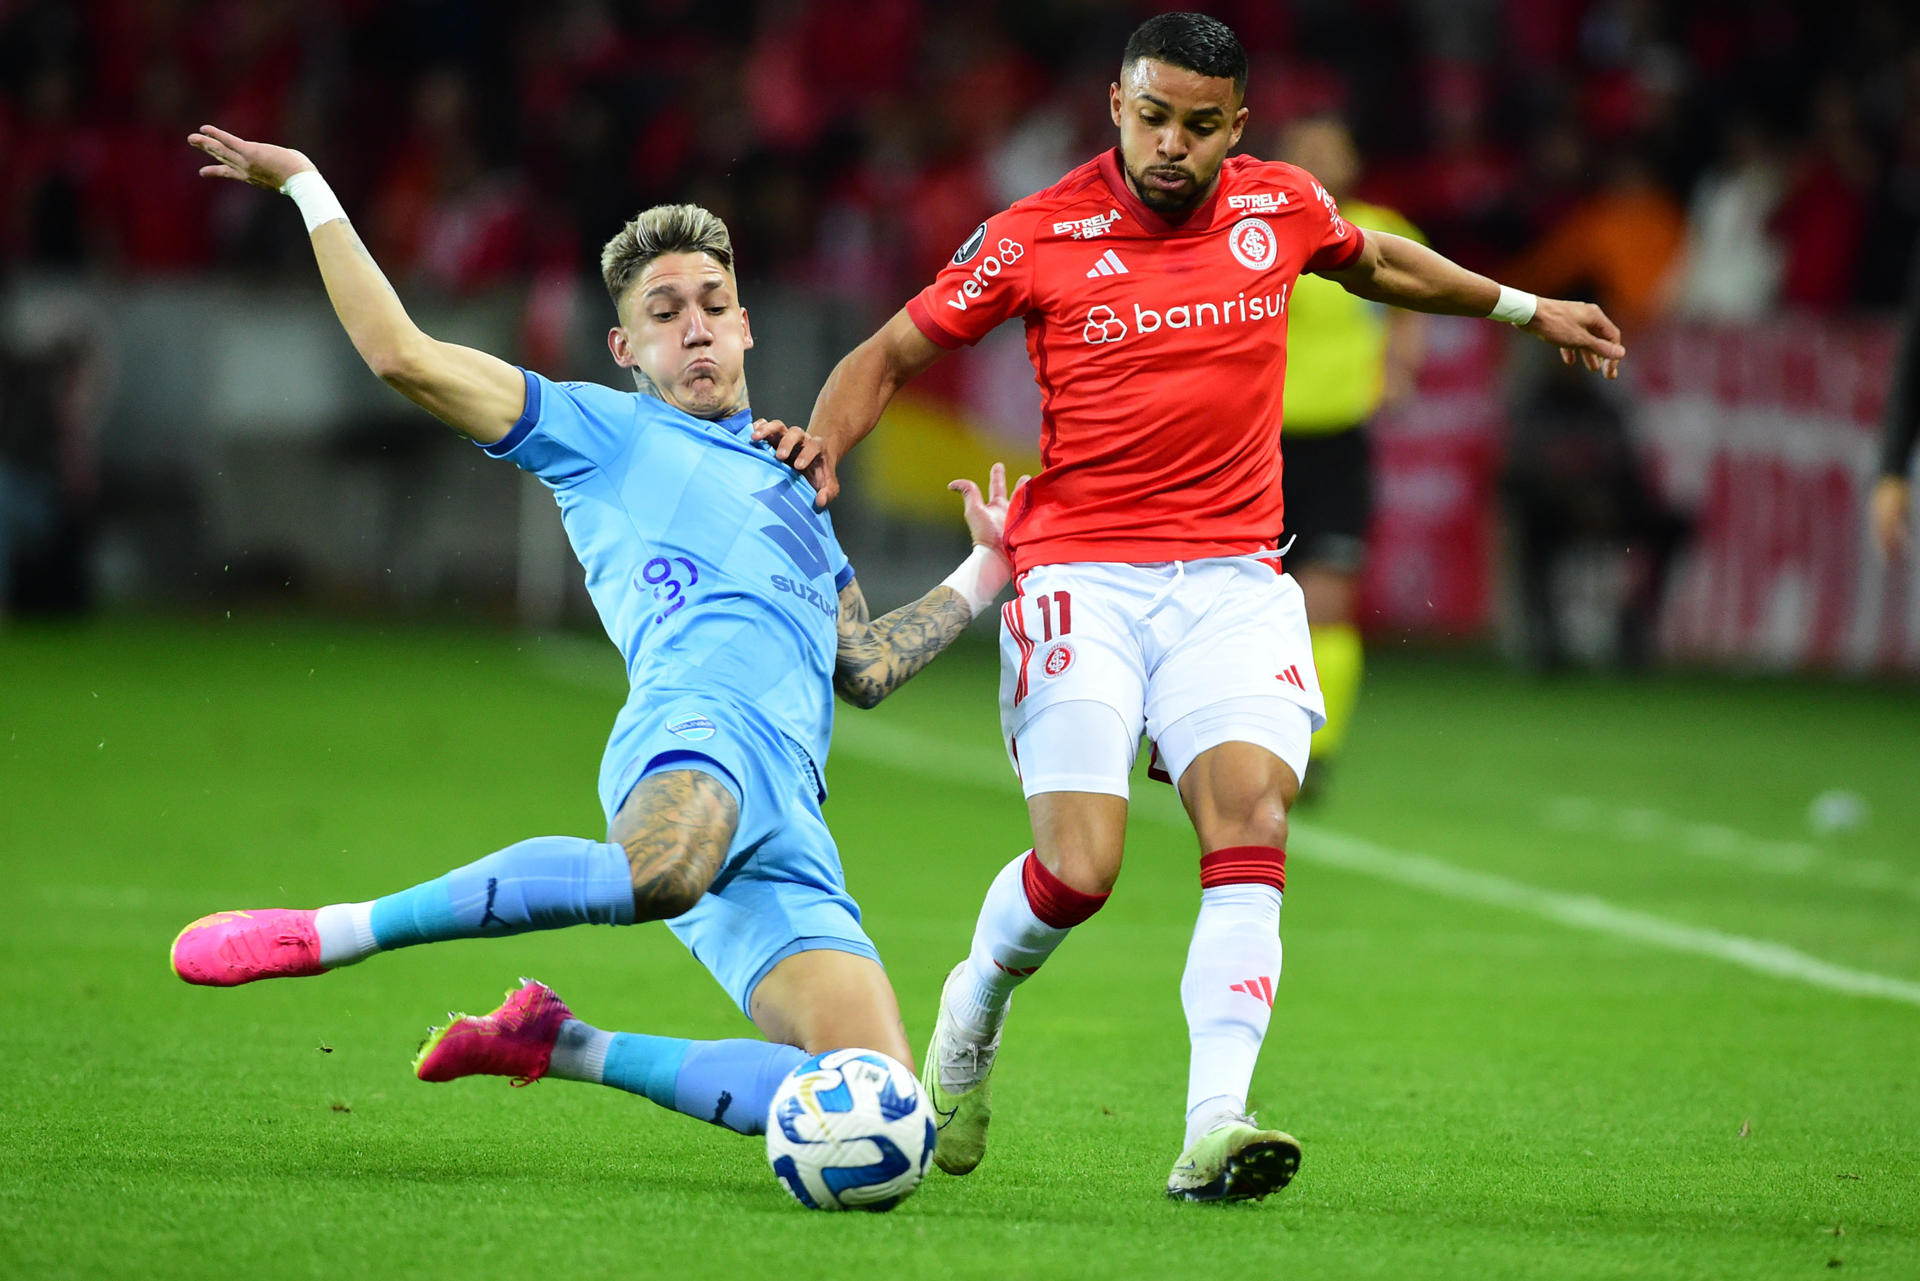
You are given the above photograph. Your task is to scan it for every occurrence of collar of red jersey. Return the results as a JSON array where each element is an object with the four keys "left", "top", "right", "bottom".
[{"left": 1097, "top": 147, "right": 1226, "bottom": 236}]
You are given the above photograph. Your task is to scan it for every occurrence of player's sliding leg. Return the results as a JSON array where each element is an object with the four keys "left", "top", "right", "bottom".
[
  {"left": 412, "top": 978, "right": 807, "bottom": 1135},
  {"left": 414, "top": 952, "right": 906, "bottom": 1137},
  {"left": 169, "top": 769, "right": 736, "bottom": 986},
  {"left": 749, "top": 947, "right": 912, "bottom": 1066},
  {"left": 1163, "top": 733, "right": 1306, "bottom": 1202},
  {"left": 924, "top": 699, "right": 1132, "bottom": 1175}
]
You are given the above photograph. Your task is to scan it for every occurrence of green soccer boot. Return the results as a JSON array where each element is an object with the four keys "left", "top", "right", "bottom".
[
  {"left": 1166, "top": 1115, "right": 1302, "bottom": 1202},
  {"left": 919, "top": 961, "right": 1002, "bottom": 1175}
]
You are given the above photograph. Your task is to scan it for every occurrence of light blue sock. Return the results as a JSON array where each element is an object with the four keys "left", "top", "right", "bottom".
[
  {"left": 366, "top": 836, "right": 635, "bottom": 950},
  {"left": 593, "top": 1032, "right": 806, "bottom": 1136}
]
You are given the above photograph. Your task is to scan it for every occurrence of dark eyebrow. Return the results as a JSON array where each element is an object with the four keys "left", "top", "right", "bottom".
[
  {"left": 1134, "top": 91, "right": 1225, "bottom": 121},
  {"left": 646, "top": 278, "right": 728, "bottom": 297}
]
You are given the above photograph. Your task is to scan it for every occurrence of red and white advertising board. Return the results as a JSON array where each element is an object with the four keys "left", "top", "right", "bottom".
[
  {"left": 1359, "top": 317, "right": 1503, "bottom": 637},
  {"left": 1634, "top": 321, "right": 1915, "bottom": 673}
]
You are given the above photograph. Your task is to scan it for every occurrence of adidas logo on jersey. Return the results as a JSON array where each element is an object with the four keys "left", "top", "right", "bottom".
[
  {"left": 1275, "top": 664, "right": 1305, "bottom": 690},
  {"left": 1085, "top": 249, "right": 1129, "bottom": 278}
]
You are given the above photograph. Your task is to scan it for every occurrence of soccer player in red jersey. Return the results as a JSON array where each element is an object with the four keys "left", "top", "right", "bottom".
[{"left": 766, "top": 12, "right": 1626, "bottom": 1203}]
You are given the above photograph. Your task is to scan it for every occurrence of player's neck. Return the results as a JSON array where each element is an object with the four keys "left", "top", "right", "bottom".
[{"left": 633, "top": 367, "right": 751, "bottom": 422}]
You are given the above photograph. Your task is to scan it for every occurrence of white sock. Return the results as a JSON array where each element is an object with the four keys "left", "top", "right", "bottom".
[
  {"left": 547, "top": 1019, "right": 612, "bottom": 1084},
  {"left": 313, "top": 901, "right": 378, "bottom": 967},
  {"left": 1180, "top": 882, "right": 1283, "bottom": 1148},
  {"left": 955, "top": 853, "right": 1071, "bottom": 1040}
]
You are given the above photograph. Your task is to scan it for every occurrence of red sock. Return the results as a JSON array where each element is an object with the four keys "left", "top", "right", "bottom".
[
  {"left": 1021, "top": 851, "right": 1109, "bottom": 928},
  {"left": 1199, "top": 845, "right": 1285, "bottom": 892}
]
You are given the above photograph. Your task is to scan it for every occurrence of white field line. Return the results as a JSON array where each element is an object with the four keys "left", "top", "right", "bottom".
[
  {"left": 830, "top": 715, "right": 1920, "bottom": 1010},
  {"left": 1539, "top": 794, "right": 1920, "bottom": 904},
  {"left": 520, "top": 645, "right": 1920, "bottom": 1009}
]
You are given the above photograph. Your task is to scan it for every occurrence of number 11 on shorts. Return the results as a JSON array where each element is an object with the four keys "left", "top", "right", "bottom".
[{"left": 1037, "top": 591, "right": 1072, "bottom": 641}]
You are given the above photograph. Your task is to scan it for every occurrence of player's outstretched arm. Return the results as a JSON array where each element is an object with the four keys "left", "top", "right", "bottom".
[
  {"left": 756, "top": 309, "right": 946, "bottom": 508},
  {"left": 1322, "top": 229, "right": 1627, "bottom": 380},
  {"left": 833, "top": 463, "right": 1019, "bottom": 709},
  {"left": 189, "top": 125, "right": 526, "bottom": 444}
]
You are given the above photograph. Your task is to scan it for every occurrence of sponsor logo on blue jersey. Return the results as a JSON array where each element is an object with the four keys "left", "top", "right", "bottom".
[
  {"left": 771, "top": 574, "right": 837, "bottom": 619},
  {"left": 752, "top": 483, "right": 831, "bottom": 579}
]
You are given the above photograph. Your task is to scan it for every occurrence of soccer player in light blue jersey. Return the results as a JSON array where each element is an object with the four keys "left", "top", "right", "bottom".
[{"left": 168, "top": 126, "right": 1016, "bottom": 1142}]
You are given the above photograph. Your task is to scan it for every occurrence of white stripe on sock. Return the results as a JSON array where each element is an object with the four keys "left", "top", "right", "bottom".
[
  {"left": 548, "top": 1019, "right": 612, "bottom": 1083},
  {"left": 313, "top": 900, "right": 378, "bottom": 967}
]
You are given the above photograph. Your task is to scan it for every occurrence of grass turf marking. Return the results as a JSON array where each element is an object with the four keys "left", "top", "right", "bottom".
[
  {"left": 830, "top": 715, "right": 1920, "bottom": 1010},
  {"left": 1537, "top": 794, "right": 1920, "bottom": 903}
]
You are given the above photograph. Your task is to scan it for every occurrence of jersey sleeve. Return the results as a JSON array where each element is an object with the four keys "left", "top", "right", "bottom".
[
  {"left": 1303, "top": 182, "right": 1367, "bottom": 275},
  {"left": 904, "top": 207, "right": 1040, "bottom": 349},
  {"left": 479, "top": 369, "right": 632, "bottom": 486}
]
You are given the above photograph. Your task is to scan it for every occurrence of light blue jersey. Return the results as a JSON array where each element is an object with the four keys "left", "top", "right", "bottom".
[
  {"left": 480, "top": 369, "right": 876, "bottom": 1013},
  {"left": 484, "top": 369, "right": 853, "bottom": 802}
]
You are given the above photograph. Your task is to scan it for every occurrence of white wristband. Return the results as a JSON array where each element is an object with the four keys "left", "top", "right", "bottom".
[
  {"left": 1490, "top": 284, "right": 1538, "bottom": 326},
  {"left": 940, "top": 545, "right": 1011, "bottom": 618},
  {"left": 280, "top": 169, "right": 348, "bottom": 233}
]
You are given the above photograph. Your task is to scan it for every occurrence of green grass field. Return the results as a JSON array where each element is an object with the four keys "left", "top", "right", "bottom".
[{"left": 4, "top": 617, "right": 1917, "bottom": 1279}]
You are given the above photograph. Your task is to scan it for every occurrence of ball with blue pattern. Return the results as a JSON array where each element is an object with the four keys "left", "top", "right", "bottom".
[{"left": 765, "top": 1048, "right": 937, "bottom": 1211}]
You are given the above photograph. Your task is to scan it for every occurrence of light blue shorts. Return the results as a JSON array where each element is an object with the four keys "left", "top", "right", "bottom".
[{"left": 599, "top": 690, "right": 879, "bottom": 1016}]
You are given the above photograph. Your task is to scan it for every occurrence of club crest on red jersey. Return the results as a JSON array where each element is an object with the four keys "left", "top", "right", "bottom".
[{"left": 1228, "top": 217, "right": 1278, "bottom": 271}]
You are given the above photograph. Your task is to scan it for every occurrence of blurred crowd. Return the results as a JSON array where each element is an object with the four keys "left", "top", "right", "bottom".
[{"left": 3, "top": 0, "right": 1918, "bottom": 324}]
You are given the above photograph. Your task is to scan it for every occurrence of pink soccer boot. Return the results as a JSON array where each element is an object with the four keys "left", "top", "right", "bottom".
[
  {"left": 413, "top": 979, "right": 575, "bottom": 1087},
  {"left": 170, "top": 909, "right": 326, "bottom": 986}
]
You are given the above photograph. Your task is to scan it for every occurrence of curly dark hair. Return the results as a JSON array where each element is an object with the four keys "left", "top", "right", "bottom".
[{"left": 1121, "top": 12, "right": 1247, "bottom": 98}]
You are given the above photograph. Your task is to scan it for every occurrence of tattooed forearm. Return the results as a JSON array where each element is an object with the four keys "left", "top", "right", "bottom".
[
  {"left": 608, "top": 768, "right": 739, "bottom": 921},
  {"left": 835, "top": 582, "right": 975, "bottom": 709}
]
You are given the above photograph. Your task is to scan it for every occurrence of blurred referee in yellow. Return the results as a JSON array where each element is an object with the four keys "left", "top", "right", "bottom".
[{"left": 1277, "top": 115, "right": 1426, "bottom": 792}]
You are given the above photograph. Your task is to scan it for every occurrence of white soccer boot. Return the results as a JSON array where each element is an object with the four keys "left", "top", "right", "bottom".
[
  {"left": 919, "top": 961, "right": 1002, "bottom": 1175},
  {"left": 1166, "top": 1114, "right": 1302, "bottom": 1202}
]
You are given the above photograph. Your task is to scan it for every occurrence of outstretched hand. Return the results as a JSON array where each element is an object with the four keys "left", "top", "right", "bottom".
[
  {"left": 1525, "top": 297, "right": 1626, "bottom": 380},
  {"left": 949, "top": 462, "right": 1025, "bottom": 561},
  {"left": 188, "top": 124, "right": 314, "bottom": 191}
]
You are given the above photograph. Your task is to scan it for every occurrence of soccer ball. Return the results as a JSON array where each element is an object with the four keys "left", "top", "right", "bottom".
[{"left": 765, "top": 1047, "right": 936, "bottom": 1211}]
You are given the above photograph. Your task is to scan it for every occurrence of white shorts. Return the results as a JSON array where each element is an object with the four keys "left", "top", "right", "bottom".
[{"left": 998, "top": 554, "right": 1326, "bottom": 798}]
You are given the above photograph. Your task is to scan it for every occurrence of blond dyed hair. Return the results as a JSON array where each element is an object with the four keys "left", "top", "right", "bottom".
[{"left": 600, "top": 204, "right": 736, "bottom": 308}]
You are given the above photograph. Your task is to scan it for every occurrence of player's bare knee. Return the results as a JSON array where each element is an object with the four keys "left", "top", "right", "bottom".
[
  {"left": 751, "top": 951, "right": 910, "bottom": 1063},
  {"left": 1035, "top": 841, "right": 1123, "bottom": 896},
  {"left": 610, "top": 767, "right": 739, "bottom": 921},
  {"left": 1196, "top": 801, "right": 1288, "bottom": 854},
  {"left": 1028, "top": 790, "right": 1127, "bottom": 895}
]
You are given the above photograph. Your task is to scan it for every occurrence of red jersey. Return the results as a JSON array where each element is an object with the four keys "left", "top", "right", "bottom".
[{"left": 906, "top": 149, "right": 1365, "bottom": 573}]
